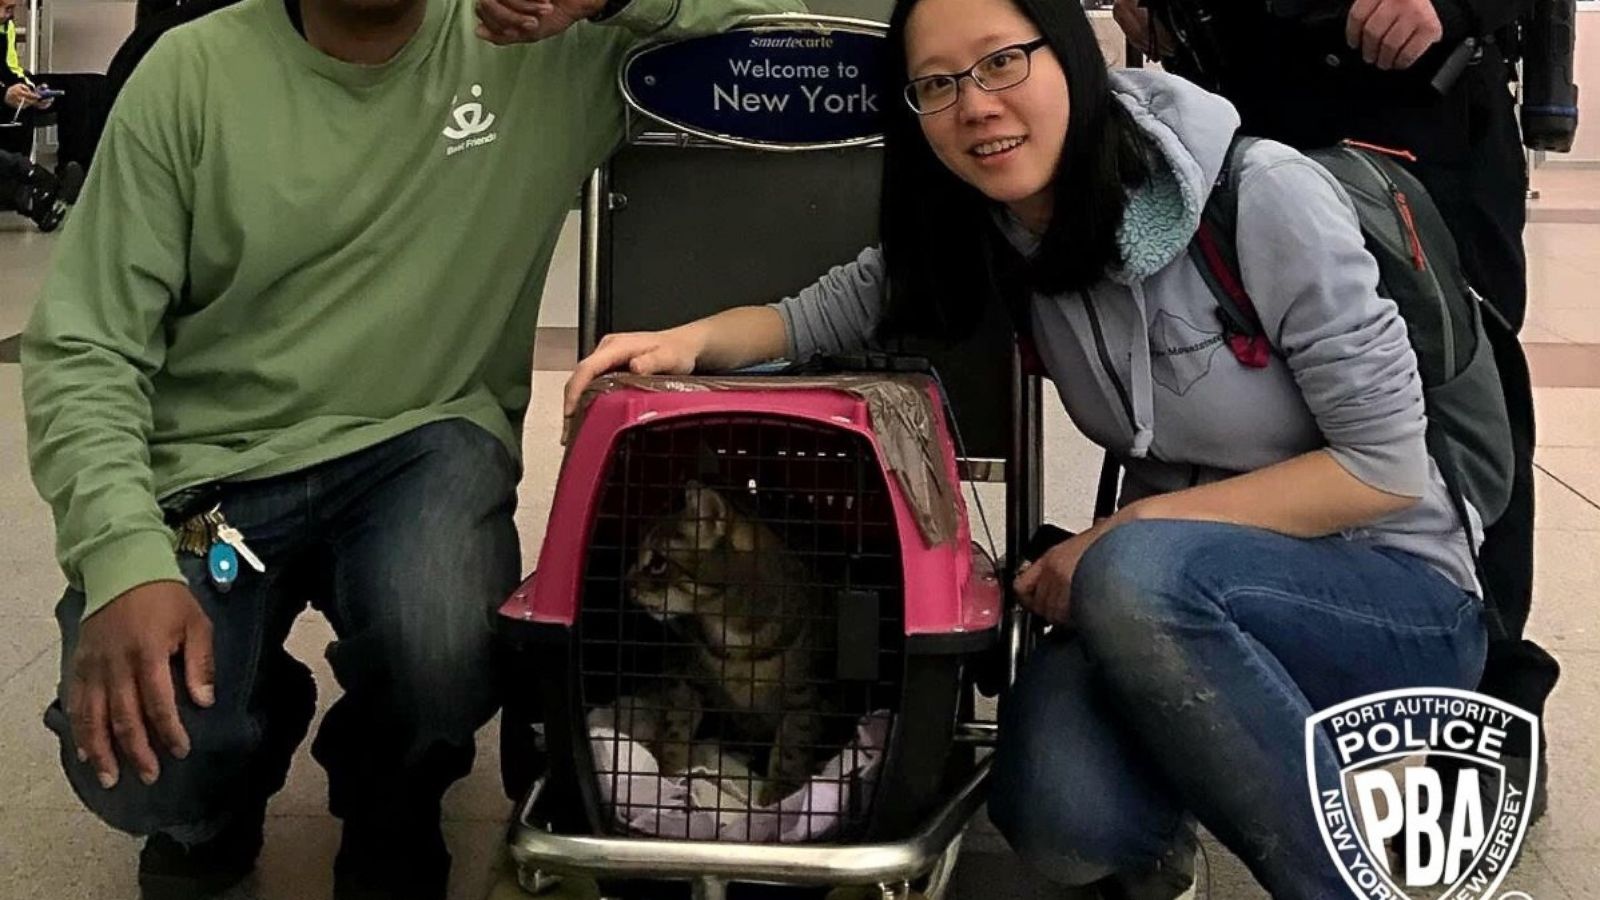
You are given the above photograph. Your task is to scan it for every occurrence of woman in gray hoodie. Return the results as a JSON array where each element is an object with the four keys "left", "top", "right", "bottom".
[{"left": 563, "top": 0, "right": 1489, "bottom": 895}]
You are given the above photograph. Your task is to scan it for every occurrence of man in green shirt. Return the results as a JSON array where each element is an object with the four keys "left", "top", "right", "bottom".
[{"left": 20, "top": 0, "right": 797, "bottom": 894}]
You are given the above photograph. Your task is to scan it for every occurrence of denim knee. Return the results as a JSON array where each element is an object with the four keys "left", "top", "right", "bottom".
[
  {"left": 323, "top": 598, "right": 497, "bottom": 741},
  {"left": 1073, "top": 522, "right": 1230, "bottom": 656},
  {"left": 44, "top": 695, "right": 262, "bottom": 841},
  {"left": 327, "top": 550, "right": 506, "bottom": 743},
  {"left": 393, "top": 597, "right": 498, "bottom": 722},
  {"left": 45, "top": 584, "right": 316, "bottom": 842},
  {"left": 322, "top": 419, "right": 518, "bottom": 736},
  {"left": 988, "top": 639, "right": 1187, "bottom": 885}
]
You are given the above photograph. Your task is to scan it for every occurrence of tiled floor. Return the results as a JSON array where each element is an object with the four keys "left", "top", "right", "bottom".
[
  {"left": 1530, "top": 165, "right": 1600, "bottom": 225},
  {"left": 3, "top": 176, "right": 1599, "bottom": 898}
]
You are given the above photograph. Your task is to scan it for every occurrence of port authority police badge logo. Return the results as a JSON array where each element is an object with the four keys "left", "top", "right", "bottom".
[{"left": 1306, "top": 688, "right": 1539, "bottom": 900}]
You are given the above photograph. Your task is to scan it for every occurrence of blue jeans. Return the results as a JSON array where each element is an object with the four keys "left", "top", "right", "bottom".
[
  {"left": 988, "top": 520, "right": 1488, "bottom": 899},
  {"left": 43, "top": 419, "right": 521, "bottom": 842}
]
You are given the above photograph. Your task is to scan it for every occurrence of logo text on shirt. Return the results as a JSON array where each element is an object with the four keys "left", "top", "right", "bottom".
[{"left": 444, "top": 84, "right": 499, "bottom": 155}]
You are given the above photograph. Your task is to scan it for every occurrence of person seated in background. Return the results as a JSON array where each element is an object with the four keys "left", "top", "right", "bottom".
[
  {"left": 3, "top": 0, "right": 83, "bottom": 232},
  {"left": 0, "top": 145, "right": 82, "bottom": 230},
  {"left": 2, "top": 0, "right": 54, "bottom": 155}
]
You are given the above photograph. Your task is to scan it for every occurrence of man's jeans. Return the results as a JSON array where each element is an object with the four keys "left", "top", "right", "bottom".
[
  {"left": 988, "top": 520, "right": 1488, "bottom": 899},
  {"left": 44, "top": 419, "right": 521, "bottom": 843}
]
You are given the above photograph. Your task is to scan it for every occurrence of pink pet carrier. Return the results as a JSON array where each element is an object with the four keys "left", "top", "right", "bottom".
[{"left": 499, "top": 373, "right": 1005, "bottom": 898}]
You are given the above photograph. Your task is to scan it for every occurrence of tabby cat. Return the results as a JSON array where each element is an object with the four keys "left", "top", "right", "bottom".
[{"left": 612, "top": 482, "right": 834, "bottom": 806}]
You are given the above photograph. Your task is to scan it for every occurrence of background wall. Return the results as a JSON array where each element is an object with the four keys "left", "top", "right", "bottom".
[
  {"left": 1556, "top": 4, "right": 1600, "bottom": 163},
  {"left": 13, "top": 0, "right": 136, "bottom": 75}
]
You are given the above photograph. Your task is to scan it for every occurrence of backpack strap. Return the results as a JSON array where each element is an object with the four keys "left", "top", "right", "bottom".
[
  {"left": 1428, "top": 429, "right": 1511, "bottom": 641},
  {"left": 1188, "top": 135, "right": 1272, "bottom": 369}
]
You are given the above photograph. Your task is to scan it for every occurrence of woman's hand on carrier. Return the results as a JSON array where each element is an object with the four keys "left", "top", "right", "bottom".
[
  {"left": 563, "top": 328, "right": 704, "bottom": 418},
  {"left": 1013, "top": 528, "right": 1107, "bottom": 625}
]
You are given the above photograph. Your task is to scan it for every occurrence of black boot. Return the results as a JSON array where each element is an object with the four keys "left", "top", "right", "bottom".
[
  {"left": 21, "top": 161, "right": 84, "bottom": 232},
  {"left": 137, "top": 801, "right": 268, "bottom": 900},
  {"left": 1479, "top": 639, "right": 1560, "bottom": 827},
  {"left": 333, "top": 816, "right": 451, "bottom": 900}
]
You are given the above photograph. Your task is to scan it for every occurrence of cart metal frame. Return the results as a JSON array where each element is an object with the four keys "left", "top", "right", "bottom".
[{"left": 507, "top": 15, "right": 1045, "bottom": 897}]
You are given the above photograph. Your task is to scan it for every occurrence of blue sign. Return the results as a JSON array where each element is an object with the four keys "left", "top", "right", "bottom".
[{"left": 621, "top": 22, "right": 889, "bottom": 149}]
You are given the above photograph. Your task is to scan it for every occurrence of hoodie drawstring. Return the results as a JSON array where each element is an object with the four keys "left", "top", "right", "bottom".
[{"left": 1128, "top": 281, "right": 1156, "bottom": 459}]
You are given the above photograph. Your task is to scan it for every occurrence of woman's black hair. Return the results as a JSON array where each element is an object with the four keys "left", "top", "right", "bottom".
[{"left": 875, "top": 0, "right": 1151, "bottom": 342}]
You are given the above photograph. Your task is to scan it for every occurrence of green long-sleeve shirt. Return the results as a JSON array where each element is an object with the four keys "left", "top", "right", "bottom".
[{"left": 23, "top": 0, "right": 802, "bottom": 617}]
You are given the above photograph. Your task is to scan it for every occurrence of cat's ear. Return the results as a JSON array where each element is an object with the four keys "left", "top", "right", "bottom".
[{"left": 683, "top": 481, "right": 729, "bottom": 549}]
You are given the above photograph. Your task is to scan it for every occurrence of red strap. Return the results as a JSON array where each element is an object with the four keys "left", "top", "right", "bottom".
[
  {"left": 1341, "top": 139, "right": 1418, "bottom": 163},
  {"left": 1393, "top": 191, "right": 1428, "bottom": 271},
  {"left": 1225, "top": 333, "right": 1272, "bottom": 369},
  {"left": 1194, "top": 221, "right": 1272, "bottom": 370}
]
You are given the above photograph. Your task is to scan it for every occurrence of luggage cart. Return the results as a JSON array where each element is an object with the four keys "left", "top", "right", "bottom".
[{"left": 496, "top": 15, "right": 1046, "bottom": 899}]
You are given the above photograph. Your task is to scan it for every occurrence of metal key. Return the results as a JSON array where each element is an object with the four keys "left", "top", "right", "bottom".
[{"left": 214, "top": 523, "right": 266, "bottom": 573}]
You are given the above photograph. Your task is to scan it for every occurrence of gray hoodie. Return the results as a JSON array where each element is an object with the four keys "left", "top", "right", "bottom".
[{"left": 772, "top": 68, "right": 1478, "bottom": 593}]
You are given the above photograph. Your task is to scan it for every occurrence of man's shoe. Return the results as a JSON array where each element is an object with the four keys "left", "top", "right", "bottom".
[
  {"left": 333, "top": 818, "right": 451, "bottom": 900},
  {"left": 137, "top": 805, "right": 266, "bottom": 900}
]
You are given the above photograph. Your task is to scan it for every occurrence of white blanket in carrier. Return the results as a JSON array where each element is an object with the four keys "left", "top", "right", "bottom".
[{"left": 588, "top": 710, "right": 890, "bottom": 843}]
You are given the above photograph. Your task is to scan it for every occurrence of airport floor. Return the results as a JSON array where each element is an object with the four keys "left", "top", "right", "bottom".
[{"left": 2, "top": 166, "right": 1598, "bottom": 899}]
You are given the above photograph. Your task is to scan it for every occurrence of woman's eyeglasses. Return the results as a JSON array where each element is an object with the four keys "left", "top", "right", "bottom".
[{"left": 903, "top": 38, "right": 1051, "bottom": 116}]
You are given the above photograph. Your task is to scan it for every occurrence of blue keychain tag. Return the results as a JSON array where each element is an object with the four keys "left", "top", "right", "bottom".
[{"left": 208, "top": 542, "right": 240, "bottom": 591}]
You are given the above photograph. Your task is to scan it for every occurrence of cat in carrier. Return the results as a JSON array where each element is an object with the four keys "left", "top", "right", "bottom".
[{"left": 603, "top": 481, "right": 838, "bottom": 807}]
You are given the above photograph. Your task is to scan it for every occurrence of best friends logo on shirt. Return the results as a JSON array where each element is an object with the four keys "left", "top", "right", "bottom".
[{"left": 444, "top": 84, "right": 498, "bottom": 155}]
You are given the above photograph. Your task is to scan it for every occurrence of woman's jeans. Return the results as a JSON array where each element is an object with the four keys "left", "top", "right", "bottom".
[{"left": 988, "top": 520, "right": 1488, "bottom": 899}]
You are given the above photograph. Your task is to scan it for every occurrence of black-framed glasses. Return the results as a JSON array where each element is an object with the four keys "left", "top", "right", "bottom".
[{"left": 903, "top": 38, "right": 1051, "bottom": 115}]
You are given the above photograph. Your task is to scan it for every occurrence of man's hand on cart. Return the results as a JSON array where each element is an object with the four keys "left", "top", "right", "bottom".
[{"left": 474, "top": 0, "right": 600, "bottom": 45}]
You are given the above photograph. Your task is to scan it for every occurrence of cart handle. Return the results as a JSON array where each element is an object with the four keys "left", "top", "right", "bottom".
[{"left": 508, "top": 758, "right": 990, "bottom": 887}]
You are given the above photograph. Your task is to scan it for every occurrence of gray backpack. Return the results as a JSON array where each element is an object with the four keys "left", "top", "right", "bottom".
[{"left": 1189, "top": 137, "right": 1515, "bottom": 621}]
